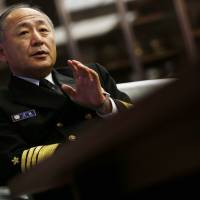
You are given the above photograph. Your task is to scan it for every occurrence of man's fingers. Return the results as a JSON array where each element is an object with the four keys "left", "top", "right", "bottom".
[
  {"left": 68, "top": 59, "right": 100, "bottom": 84},
  {"left": 68, "top": 60, "right": 88, "bottom": 80},
  {"left": 71, "top": 60, "right": 83, "bottom": 66},
  {"left": 72, "top": 60, "right": 90, "bottom": 77},
  {"left": 72, "top": 60, "right": 99, "bottom": 81},
  {"left": 61, "top": 84, "right": 76, "bottom": 99},
  {"left": 67, "top": 60, "right": 78, "bottom": 78}
]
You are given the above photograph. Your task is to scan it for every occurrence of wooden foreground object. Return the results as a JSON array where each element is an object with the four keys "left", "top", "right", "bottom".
[{"left": 8, "top": 64, "right": 200, "bottom": 199}]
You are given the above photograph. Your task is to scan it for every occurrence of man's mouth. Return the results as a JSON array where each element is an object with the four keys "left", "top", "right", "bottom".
[{"left": 31, "top": 50, "right": 49, "bottom": 58}]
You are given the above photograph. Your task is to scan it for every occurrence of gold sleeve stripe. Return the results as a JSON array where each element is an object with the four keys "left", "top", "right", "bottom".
[
  {"left": 119, "top": 100, "right": 133, "bottom": 109},
  {"left": 31, "top": 146, "right": 43, "bottom": 167},
  {"left": 36, "top": 146, "right": 44, "bottom": 164},
  {"left": 37, "top": 144, "right": 59, "bottom": 164},
  {"left": 21, "top": 144, "right": 59, "bottom": 172},
  {"left": 21, "top": 149, "right": 28, "bottom": 172},
  {"left": 26, "top": 147, "right": 35, "bottom": 171}
]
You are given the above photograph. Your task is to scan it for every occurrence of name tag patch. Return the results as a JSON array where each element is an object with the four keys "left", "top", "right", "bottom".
[{"left": 11, "top": 109, "right": 37, "bottom": 122}]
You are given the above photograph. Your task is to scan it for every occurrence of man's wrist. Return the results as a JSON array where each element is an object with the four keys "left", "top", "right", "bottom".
[{"left": 96, "top": 92, "right": 112, "bottom": 114}]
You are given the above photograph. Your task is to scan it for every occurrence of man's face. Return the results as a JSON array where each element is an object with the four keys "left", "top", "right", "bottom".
[{"left": 0, "top": 8, "right": 57, "bottom": 79}]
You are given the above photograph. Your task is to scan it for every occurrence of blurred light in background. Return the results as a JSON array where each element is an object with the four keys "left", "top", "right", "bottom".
[
  {"left": 55, "top": 12, "right": 136, "bottom": 45},
  {"left": 65, "top": 0, "right": 132, "bottom": 11}
]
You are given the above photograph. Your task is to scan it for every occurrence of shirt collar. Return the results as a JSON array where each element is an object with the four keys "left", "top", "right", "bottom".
[{"left": 16, "top": 73, "right": 55, "bottom": 86}]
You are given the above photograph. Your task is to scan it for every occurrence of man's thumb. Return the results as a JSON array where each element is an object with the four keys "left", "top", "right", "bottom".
[{"left": 61, "top": 84, "right": 76, "bottom": 99}]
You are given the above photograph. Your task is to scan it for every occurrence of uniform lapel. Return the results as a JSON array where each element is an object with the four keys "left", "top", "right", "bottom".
[
  {"left": 9, "top": 75, "right": 68, "bottom": 110},
  {"left": 52, "top": 68, "right": 75, "bottom": 89}
]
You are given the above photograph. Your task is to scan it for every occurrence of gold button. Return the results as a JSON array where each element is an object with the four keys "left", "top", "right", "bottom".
[
  {"left": 56, "top": 122, "right": 63, "bottom": 128},
  {"left": 85, "top": 113, "right": 92, "bottom": 120},
  {"left": 68, "top": 134, "right": 77, "bottom": 141}
]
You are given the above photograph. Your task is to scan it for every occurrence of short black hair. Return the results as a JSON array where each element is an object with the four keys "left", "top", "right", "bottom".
[{"left": 0, "top": 3, "right": 54, "bottom": 42}]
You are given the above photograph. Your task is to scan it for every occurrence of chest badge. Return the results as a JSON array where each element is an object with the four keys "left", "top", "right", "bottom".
[{"left": 11, "top": 109, "right": 37, "bottom": 122}]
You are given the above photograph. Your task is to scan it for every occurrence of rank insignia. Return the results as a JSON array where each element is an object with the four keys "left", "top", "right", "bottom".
[
  {"left": 11, "top": 157, "right": 19, "bottom": 165},
  {"left": 11, "top": 109, "right": 37, "bottom": 122}
]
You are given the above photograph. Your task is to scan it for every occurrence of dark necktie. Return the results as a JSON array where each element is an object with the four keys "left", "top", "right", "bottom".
[{"left": 39, "top": 79, "right": 62, "bottom": 94}]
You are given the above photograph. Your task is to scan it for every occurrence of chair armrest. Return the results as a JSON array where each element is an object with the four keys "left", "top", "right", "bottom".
[{"left": 117, "top": 78, "right": 175, "bottom": 101}]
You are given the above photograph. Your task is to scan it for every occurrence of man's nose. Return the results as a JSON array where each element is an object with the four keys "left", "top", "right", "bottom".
[{"left": 31, "top": 30, "right": 44, "bottom": 46}]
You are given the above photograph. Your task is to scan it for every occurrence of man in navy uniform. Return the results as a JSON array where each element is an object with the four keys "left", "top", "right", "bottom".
[{"left": 0, "top": 4, "right": 132, "bottom": 199}]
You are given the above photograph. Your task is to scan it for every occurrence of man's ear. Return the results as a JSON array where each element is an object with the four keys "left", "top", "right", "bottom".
[{"left": 0, "top": 43, "right": 7, "bottom": 62}]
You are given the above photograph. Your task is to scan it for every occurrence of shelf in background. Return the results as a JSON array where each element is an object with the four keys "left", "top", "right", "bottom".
[
  {"left": 105, "top": 50, "right": 179, "bottom": 71},
  {"left": 133, "top": 12, "right": 171, "bottom": 27},
  {"left": 143, "top": 50, "right": 179, "bottom": 64}
]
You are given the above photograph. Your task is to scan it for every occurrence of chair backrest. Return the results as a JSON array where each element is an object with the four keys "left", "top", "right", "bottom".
[{"left": 117, "top": 78, "right": 175, "bottom": 101}]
